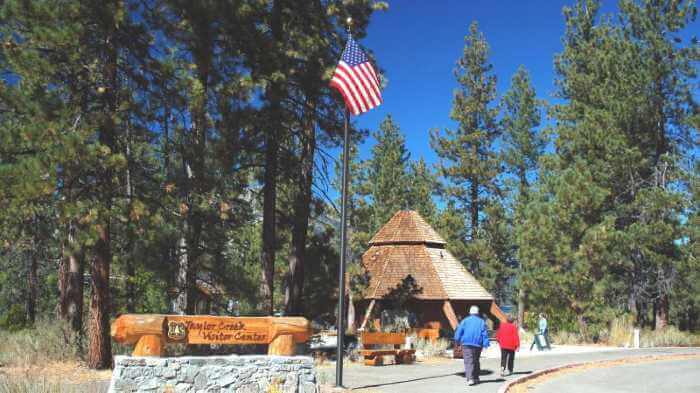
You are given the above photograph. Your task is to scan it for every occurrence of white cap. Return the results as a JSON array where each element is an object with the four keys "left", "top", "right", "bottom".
[{"left": 469, "top": 305, "right": 479, "bottom": 315}]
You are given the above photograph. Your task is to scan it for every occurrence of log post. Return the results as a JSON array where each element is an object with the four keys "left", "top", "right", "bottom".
[
  {"left": 359, "top": 299, "right": 376, "bottom": 331},
  {"left": 442, "top": 301, "right": 458, "bottom": 330},
  {"left": 268, "top": 334, "right": 295, "bottom": 355},
  {"left": 133, "top": 335, "right": 164, "bottom": 357}
]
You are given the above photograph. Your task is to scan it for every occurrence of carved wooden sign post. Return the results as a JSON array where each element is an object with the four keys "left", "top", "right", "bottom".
[{"left": 111, "top": 314, "right": 311, "bottom": 357}]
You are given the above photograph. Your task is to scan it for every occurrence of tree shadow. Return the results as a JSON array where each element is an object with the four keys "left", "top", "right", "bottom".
[{"left": 352, "top": 372, "right": 463, "bottom": 389}]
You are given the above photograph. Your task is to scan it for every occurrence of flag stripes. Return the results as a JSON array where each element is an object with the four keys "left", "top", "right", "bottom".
[{"left": 330, "top": 37, "right": 382, "bottom": 115}]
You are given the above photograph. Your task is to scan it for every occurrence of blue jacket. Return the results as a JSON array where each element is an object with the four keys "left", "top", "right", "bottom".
[{"left": 454, "top": 315, "right": 490, "bottom": 348}]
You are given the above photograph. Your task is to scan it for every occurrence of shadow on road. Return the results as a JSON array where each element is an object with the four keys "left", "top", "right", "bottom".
[
  {"left": 510, "top": 371, "right": 533, "bottom": 376},
  {"left": 352, "top": 372, "right": 462, "bottom": 389},
  {"left": 476, "top": 378, "right": 506, "bottom": 384},
  {"left": 454, "top": 369, "right": 495, "bottom": 378}
]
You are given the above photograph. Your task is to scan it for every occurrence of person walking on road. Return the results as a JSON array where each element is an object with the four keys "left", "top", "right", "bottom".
[
  {"left": 530, "top": 313, "right": 552, "bottom": 350},
  {"left": 454, "top": 305, "right": 490, "bottom": 386},
  {"left": 496, "top": 315, "right": 520, "bottom": 376}
]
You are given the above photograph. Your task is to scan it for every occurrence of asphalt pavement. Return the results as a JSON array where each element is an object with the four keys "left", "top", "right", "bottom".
[
  {"left": 531, "top": 357, "right": 700, "bottom": 393},
  {"left": 337, "top": 347, "right": 700, "bottom": 393}
]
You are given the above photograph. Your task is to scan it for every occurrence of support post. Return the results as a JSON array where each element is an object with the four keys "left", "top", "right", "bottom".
[
  {"left": 268, "top": 334, "right": 296, "bottom": 355},
  {"left": 133, "top": 335, "right": 164, "bottom": 357},
  {"left": 359, "top": 299, "right": 376, "bottom": 331},
  {"left": 489, "top": 301, "right": 508, "bottom": 324},
  {"left": 442, "top": 300, "right": 458, "bottom": 330},
  {"left": 336, "top": 108, "right": 351, "bottom": 387}
]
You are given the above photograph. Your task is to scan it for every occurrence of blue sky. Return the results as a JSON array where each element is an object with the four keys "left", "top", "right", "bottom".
[{"left": 351, "top": 0, "right": 620, "bottom": 163}]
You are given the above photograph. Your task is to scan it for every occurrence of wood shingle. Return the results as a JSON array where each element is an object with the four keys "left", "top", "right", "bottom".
[{"left": 361, "top": 210, "right": 493, "bottom": 301}]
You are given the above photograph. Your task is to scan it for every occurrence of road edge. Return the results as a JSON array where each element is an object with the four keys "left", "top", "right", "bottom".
[{"left": 496, "top": 352, "right": 700, "bottom": 393}]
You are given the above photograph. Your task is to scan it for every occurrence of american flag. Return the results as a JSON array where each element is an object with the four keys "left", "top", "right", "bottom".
[{"left": 330, "top": 36, "right": 382, "bottom": 116}]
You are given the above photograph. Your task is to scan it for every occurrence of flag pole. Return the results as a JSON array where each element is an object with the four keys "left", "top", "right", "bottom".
[
  {"left": 336, "top": 107, "right": 350, "bottom": 387},
  {"left": 335, "top": 17, "right": 353, "bottom": 388}
]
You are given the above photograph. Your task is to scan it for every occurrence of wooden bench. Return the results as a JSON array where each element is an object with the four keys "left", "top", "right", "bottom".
[
  {"left": 111, "top": 314, "right": 310, "bottom": 357},
  {"left": 360, "top": 332, "right": 416, "bottom": 366}
]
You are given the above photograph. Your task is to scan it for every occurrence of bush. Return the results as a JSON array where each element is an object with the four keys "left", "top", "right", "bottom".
[
  {"left": 550, "top": 330, "right": 586, "bottom": 345},
  {"left": 413, "top": 336, "right": 449, "bottom": 358},
  {"left": 608, "top": 315, "right": 635, "bottom": 347},
  {"left": 640, "top": 326, "right": 700, "bottom": 348},
  {"left": 0, "top": 304, "right": 29, "bottom": 332},
  {"left": 0, "top": 319, "right": 81, "bottom": 368}
]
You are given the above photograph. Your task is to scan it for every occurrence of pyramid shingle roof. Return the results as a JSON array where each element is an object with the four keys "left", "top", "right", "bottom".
[
  {"left": 369, "top": 210, "right": 446, "bottom": 246},
  {"left": 362, "top": 210, "right": 493, "bottom": 301}
]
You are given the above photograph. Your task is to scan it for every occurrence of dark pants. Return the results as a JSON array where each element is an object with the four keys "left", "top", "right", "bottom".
[
  {"left": 462, "top": 345, "right": 482, "bottom": 381},
  {"left": 500, "top": 349, "right": 515, "bottom": 372}
]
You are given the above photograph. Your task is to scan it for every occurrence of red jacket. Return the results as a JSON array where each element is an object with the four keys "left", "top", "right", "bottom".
[{"left": 496, "top": 322, "right": 520, "bottom": 351}]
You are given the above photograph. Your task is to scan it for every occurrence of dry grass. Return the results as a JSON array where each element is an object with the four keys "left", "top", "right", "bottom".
[
  {"left": 0, "top": 320, "right": 81, "bottom": 368},
  {"left": 544, "top": 315, "right": 700, "bottom": 348},
  {"left": 550, "top": 331, "right": 586, "bottom": 345},
  {"left": 0, "top": 322, "right": 110, "bottom": 391},
  {"left": 606, "top": 315, "right": 700, "bottom": 348},
  {"left": 640, "top": 326, "right": 700, "bottom": 347},
  {"left": 0, "top": 377, "right": 74, "bottom": 393}
]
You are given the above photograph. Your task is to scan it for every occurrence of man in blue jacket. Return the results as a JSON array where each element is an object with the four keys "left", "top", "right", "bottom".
[{"left": 454, "top": 305, "right": 490, "bottom": 385}]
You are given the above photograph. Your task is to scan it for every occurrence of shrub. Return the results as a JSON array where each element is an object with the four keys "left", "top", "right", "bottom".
[
  {"left": 640, "top": 326, "right": 700, "bottom": 348},
  {"left": 413, "top": 336, "right": 450, "bottom": 358},
  {"left": 608, "top": 315, "right": 635, "bottom": 347},
  {"left": 550, "top": 330, "right": 586, "bottom": 345},
  {"left": 0, "top": 319, "right": 81, "bottom": 368},
  {"left": 0, "top": 304, "right": 28, "bottom": 332}
]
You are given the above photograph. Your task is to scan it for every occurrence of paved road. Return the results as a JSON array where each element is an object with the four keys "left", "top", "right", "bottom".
[
  {"left": 336, "top": 348, "right": 700, "bottom": 393},
  {"left": 532, "top": 357, "right": 700, "bottom": 393}
]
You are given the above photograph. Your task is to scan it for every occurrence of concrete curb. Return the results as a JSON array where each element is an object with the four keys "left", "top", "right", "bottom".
[{"left": 496, "top": 352, "right": 700, "bottom": 393}]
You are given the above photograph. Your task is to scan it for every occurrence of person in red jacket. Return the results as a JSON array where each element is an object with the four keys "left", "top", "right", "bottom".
[{"left": 496, "top": 315, "right": 520, "bottom": 376}]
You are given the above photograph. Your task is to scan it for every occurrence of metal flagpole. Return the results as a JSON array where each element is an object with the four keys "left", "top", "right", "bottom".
[{"left": 336, "top": 107, "right": 351, "bottom": 387}]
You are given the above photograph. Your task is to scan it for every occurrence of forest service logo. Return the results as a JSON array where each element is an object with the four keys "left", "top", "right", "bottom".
[{"left": 167, "top": 320, "right": 187, "bottom": 341}]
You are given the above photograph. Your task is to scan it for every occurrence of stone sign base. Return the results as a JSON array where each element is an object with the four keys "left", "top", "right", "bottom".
[{"left": 108, "top": 355, "right": 318, "bottom": 393}]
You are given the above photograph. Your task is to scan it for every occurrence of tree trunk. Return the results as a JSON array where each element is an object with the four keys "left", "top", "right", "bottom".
[
  {"left": 173, "top": 228, "right": 189, "bottom": 314},
  {"left": 87, "top": 223, "right": 112, "bottom": 369},
  {"left": 27, "top": 247, "right": 38, "bottom": 325},
  {"left": 259, "top": 0, "right": 283, "bottom": 316},
  {"left": 469, "top": 169, "right": 479, "bottom": 276},
  {"left": 260, "top": 131, "right": 279, "bottom": 316},
  {"left": 517, "top": 287, "right": 526, "bottom": 329},
  {"left": 125, "top": 121, "right": 135, "bottom": 313},
  {"left": 470, "top": 175, "right": 479, "bottom": 241},
  {"left": 87, "top": 7, "right": 116, "bottom": 368},
  {"left": 60, "top": 222, "right": 85, "bottom": 333},
  {"left": 285, "top": 102, "right": 316, "bottom": 316},
  {"left": 655, "top": 293, "right": 669, "bottom": 330}
]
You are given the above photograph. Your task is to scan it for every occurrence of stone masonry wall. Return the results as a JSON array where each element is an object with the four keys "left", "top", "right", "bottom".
[{"left": 108, "top": 355, "right": 318, "bottom": 393}]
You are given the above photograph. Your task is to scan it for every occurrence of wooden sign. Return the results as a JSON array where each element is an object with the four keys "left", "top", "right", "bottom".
[
  {"left": 111, "top": 314, "right": 310, "bottom": 357},
  {"left": 164, "top": 316, "right": 309, "bottom": 345}
]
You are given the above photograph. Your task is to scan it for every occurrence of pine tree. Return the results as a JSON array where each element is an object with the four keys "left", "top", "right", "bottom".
[
  {"left": 363, "top": 115, "right": 411, "bottom": 232},
  {"left": 431, "top": 21, "right": 501, "bottom": 277},
  {"left": 501, "top": 65, "right": 545, "bottom": 325},
  {"left": 283, "top": 0, "right": 382, "bottom": 316},
  {"left": 518, "top": 0, "right": 697, "bottom": 333},
  {"left": 406, "top": 158, "right": 438, "bottom": 223}
]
